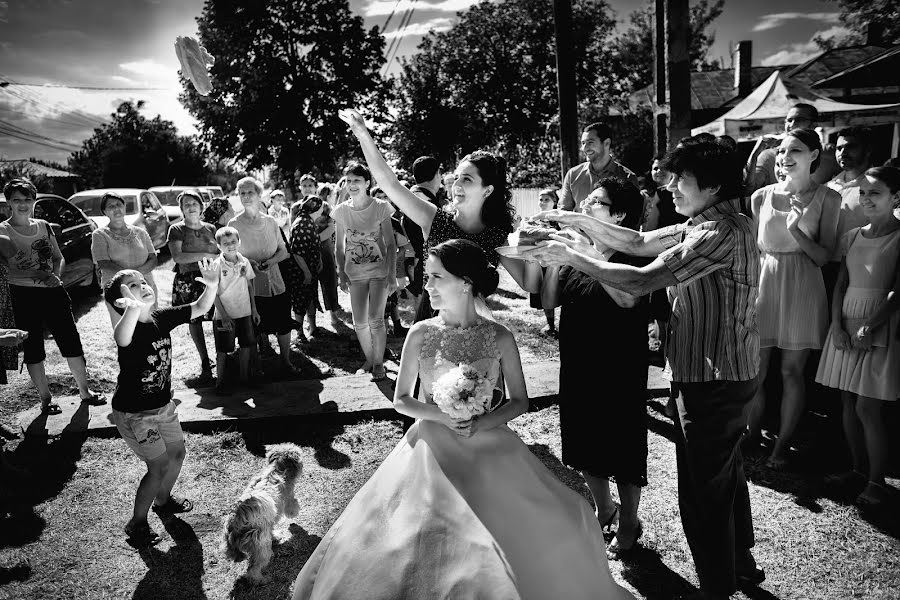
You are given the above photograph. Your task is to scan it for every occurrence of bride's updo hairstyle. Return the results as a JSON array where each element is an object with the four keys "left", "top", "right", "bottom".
[
  {"left": 428, "top": 239, "right": 500, "bottom": 298},
  {"left": 460, "top": 150, "right": 515, "bottom": 234}
]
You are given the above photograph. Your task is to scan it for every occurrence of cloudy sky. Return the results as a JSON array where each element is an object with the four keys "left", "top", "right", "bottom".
[{"left": 0, "top": 0, "right": 855, "bottom": 164}]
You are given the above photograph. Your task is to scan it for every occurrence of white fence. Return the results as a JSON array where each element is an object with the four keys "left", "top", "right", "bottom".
[{"left": 511, "top": 188, "right": 546, "bottom": 220}]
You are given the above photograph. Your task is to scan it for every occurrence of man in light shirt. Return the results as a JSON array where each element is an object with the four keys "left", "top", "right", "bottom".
[{"left": 559, "top": 122, "right": 638, "bottom": 212}]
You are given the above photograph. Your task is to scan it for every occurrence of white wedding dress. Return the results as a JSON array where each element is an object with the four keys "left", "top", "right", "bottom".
[{"left": 291, "top": 317, "right": 634, "bottom": 600}]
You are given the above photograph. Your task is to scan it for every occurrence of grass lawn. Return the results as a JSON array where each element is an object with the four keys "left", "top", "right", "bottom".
[{"left": 1, "top": 258, "right": 899, "bottom": 599}]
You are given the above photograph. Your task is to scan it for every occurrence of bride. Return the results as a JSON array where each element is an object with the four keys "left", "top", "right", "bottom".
[{"left": 291, "top": 239, "right": 634, "bottom": 600}]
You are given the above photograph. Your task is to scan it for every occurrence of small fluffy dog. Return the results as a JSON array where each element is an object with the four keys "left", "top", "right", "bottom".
[{"left": 223, "top": 443, "right": 303, "bottom": 583}]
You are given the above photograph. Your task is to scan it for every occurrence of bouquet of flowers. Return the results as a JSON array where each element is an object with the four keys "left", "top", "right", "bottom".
[{"left": 432, "top": 363, "right": 495, "bottom": 420}]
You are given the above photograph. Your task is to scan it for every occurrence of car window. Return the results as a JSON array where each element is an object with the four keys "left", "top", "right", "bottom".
[
  {"left": 35, "top": 198, "right": 86, "bottom": 229},
  {"left": 72, "top": 194, "right": 138, "bottom": 216}
]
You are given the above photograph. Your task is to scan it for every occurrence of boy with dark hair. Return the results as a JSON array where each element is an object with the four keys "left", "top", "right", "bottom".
[{"left": 104, "top": 258, "right": 219, "bottom": 546}]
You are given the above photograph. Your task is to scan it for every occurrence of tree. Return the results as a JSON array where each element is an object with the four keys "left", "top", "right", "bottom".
[
  {"left": 815, "top": 0, "right": 900, "bottom": 48},
  {"left": 67, "top": 101, "right": 211, "bottom": 189},
  {"left": 180, "top": 0, "right": 387, "bottom": 179},
  {"left": 611, "top": 0, "right": 725, "bottom": 96},
  {"left": 389, "top": 0, "right": 619, "bottom": 184}
]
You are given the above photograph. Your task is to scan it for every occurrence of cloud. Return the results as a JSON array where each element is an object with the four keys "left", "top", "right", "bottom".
[
  {"left": 382, "top": 17, "right": 454, "bottom": 39},
  {"left": 363, "top": 0, "right": 485, "bottom": 18},
  {"left": 753, "top": 12, "right": 840, "bottom": 32},
  {"left": 760, "top": 26, "right": 852, "bottom": 66},
  {"left": 119, "top": 59, "right": 174, "bottom": 83}
]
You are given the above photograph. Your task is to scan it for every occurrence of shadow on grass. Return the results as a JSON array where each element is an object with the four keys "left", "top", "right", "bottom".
[
  {"left": 218, "top": 418, "right": 354, "bottom": 471},
  {"left": 230, "top": 522, "right": 321, "bottom": 600},
  {"left": 617, "top": 547, "right": 698, "bottom": 600},
  {"left": 68, "top": 285, "right": 105, "bottom": 322},
  {"left": 133, "top": 516, "right": 206, "bottom": 600}
]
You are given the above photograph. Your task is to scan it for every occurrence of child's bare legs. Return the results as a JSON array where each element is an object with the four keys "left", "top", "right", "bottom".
[
  {"left": 154, "top": 440, "right": 186, "bottom": 507},
  {"left": 350, "top": 281, "right": 375, "bottom": 370},
  {"left": 367, "top": 280, "right": 390, "bottom": 373},
  {"left": 127, "top": 453, "right": 169, "bottom": 530},
  {"left": 188, "top": 321, "right": 212, "bottom": 373}
]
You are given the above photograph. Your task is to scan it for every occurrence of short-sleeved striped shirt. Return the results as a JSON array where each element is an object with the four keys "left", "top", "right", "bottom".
[{"left": 657, "top": 198, "right": 760, "bottom": 383}]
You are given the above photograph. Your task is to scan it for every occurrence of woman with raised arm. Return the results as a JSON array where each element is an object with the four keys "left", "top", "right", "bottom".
[
  {"left": 291, "top": 239, "right": 634, "bottom": 600},
  {"left": 339, "top": 109, "right": 521, "bottom": 320}
]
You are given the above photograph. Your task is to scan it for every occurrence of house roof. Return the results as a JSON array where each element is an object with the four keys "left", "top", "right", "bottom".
[
  {"left": 0, "top": 160, "right": 78, "bottom": 178},
  {"left": 812, "top": 45, "right": 900, "bottom": 89},
  {"left": 785, "top": 45, "right": 891, "bottom": 87},
  {"left": 628, "top": 66, "right": 796, "bottom": 112}
]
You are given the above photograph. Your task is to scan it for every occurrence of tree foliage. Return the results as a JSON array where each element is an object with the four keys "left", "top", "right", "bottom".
[
  {"left": 815, "top": 0, "right": 900, "bottom": 48},
  {"left": 180, "top": 0, "right": 387, "bottom": 178},
  {"left": 67, "top": 101, "right": 210, "bottom": 189},
  {"left": 612, "top": 0, "right": 725, "bottom": 96},
  {"left": 389, "top": 0, "right": 618, "bottom": 186}
]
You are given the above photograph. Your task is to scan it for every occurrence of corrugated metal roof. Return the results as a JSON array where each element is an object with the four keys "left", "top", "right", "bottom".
[
  {"left": 629, "top": 66, "right": 793, "bottom": 111},
  {"left": 0, "top": 160, "right": 78, "bottom": 178}
]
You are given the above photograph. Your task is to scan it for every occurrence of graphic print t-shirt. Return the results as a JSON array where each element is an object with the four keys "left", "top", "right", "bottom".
[
  {"left": 332, "top": 199, "right": 394, "bottom": 281},
  {"left": 112, "top": 306, "right": 192, "bottom": 412}
]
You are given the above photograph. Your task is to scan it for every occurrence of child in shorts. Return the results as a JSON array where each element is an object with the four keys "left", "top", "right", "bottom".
[
  {"left": 105, "top": 258, "right": 220, "bottom": 547},
  {"left": 211, "top": 226, "right": 259, "bottom": 394}
]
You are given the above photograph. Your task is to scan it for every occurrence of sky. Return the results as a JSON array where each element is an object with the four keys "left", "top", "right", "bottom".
[{"left": 0, "top": 0, "right": 857, "bottom": 164}]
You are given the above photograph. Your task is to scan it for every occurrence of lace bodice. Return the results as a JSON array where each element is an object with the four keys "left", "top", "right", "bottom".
[{"left": 417, "top": 317, "right": 503, "bottom": 405}]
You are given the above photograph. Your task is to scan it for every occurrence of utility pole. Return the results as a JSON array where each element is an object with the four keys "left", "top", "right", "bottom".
[
  {"left": 553, "top": 0, "right": 579, "bottom": 181},
  {"left": 653, "top": 0, "right": 692, "bottom": 153}
]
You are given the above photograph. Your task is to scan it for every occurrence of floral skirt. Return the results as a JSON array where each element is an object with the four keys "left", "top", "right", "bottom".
[
  {"left": 171, "top": 269, "right": 213, "bottom": 321},
  {"left": 280, "top": 257, "right": 318, "bottom": 318}
]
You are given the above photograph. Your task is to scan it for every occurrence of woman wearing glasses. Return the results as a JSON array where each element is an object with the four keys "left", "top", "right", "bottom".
[{"left": 529, "top": 177, "right": 650, "bottom": 556}]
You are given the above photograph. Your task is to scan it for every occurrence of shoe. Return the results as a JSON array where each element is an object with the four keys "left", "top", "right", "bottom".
[
  {"left": 40, "top": 402, "right": 62, "bottom": 416},
  {"left": 856, "top": 482, "right": 892, "bottom": 510},
  {"left": 372, "top": 364, "right": 387, "bottom": 382},
  {"left": 596, "top": 503, "right": 619, "bottom": 537},
  {"left": 736, "top": 565, "right": 766, "bottom": 587},
  {"left": 198, "top": 366, "right": 214, "bottom": 383},
  {"left": 151, "top": 495, "right": 194, "bottom": 516},
  {"left": 80, "top": 393, "right": 107, "bottom": 406},
  {"left": 607, "top": 521, "right": 643, "bottom": 559},
  {"left": 823, "top": 470, "right": 866, "bottom": 488},
  {"left": 540, "top": 324, "right": 557, "bottom": 338},
  {"left": 125, "top": 521, "right": 162, "bottom": 547},
  {"left": 765, "top": 455, "right": 790, "bottom": 471}
]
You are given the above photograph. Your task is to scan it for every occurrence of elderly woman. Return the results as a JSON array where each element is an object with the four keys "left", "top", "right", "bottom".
[
  {"left": 91, "top": 192, "right": 158, "bottom": 326},
  {"left": 167, "top": 190, "right": 219, "bottom": 380},
  {"left": 229, "top": 176, "right": 298, "bottom": 375},
  {"left": 527, "top": 177, "right": 649, "bottom": 556},
  {"left": 0, "top": 178, "right": 105, "bottom": 413}
]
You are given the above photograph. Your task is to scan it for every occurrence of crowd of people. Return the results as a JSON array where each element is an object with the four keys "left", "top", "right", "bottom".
[{"left": 1, "top": 101, "right": 898, "bottom": 600}]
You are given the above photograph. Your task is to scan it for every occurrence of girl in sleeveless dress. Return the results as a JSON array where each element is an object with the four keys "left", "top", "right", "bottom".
[
  {"left": 747, "top": 129, "right": 841, "bottom": 469},
  {"left": 816, "top": 166, "right": 900, "bottom": 509},
  {"left": 291, "top": 240, "right": 635, "bottom": 600}
]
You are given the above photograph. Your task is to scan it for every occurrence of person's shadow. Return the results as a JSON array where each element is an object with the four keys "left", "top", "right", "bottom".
[
  {"left": 132, "top": 516, "right": 206, "bottom": 600},
  {"left": 230, "top": 523, "right": 321, "bottom": 600}
]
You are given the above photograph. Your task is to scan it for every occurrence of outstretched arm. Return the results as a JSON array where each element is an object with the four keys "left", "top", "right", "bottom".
[
  {"left": 190, "top": 258, "right": 220, "bottom": 320},
  {"left": 534, "top": 209, "right": 668, "bottom": 258},
  {"left": 339, "top": 109, "right": 438, "bottom": 236}
]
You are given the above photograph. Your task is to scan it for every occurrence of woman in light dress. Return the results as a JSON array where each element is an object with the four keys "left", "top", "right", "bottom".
[
  {"left": 747, "top": 128, "right": 841, "bottom": 469},
  {"left": 291, "top": 239, "right": 634, "bottom": 600},
  {"left": 816, "top": 166, "right": 900, "bottom": 509}
]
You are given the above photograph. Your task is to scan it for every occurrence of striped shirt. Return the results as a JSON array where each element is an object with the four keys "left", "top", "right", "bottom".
[{"left": 657, "top": 198, "right": 760, "bottom": 382}]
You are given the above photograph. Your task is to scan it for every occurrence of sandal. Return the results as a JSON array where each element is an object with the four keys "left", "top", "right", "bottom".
[
  {"left": 372, "top": 365, "right": 387, "bottom": 382},
  {"left": 152, "top": 495, "right": 194, "bottom": 516},
  {"left": 80, "top": 393, "right": 107, "bottom": 407},
  {"left": 597, "top": 503, "right": 620, "bottom": 536},
  {"left": 607, "top": 521, "right": 643, "bottom": 559},
  {"left": 125, "top": 521, "right": 162, "bottom": 547},
  {"left": 40, "top": 402, "right": 63, "bottom": 416},
  {"left": 856, "top": 482, "right": 892, "bottom": 510}
]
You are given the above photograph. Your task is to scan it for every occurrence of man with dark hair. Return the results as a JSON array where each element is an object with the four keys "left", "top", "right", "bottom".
[
  {"left": 403, "top": 156, "right": 443, "bottom": 305},
  {"left": 559, "top": 122, "right": 638, "bottom": 211},
  {"left": 527, "top": 139, "right": 763, "bottom": 600},
  {"left": 745, "top": 103, "right": 839, "bottom": 194},
  {"left": 828, "top": 126, "right": 873, "bottom": 237}
]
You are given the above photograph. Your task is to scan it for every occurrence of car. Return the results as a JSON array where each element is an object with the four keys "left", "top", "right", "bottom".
[
  {"left": 0, "top": 193, "right": 100, "bottom": 290},
  {"left": 68, "top": 188, "right": 170, "bottom": 250},
  {"left": 200, "top": 185, "right": 225, "bottom": 199},
  {"left": 148, "top": 185, "right": 209, "bottom": 223}
]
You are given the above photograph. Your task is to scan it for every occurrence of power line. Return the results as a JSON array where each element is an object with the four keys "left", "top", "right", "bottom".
[
  {"left": 1, "top": 79, "right": 168, "bottom": 91},
  {"left": 0, "top": 106, "right": 100, "bottom": 129},
  {"left": 380, "top": 0, "right": 403, "bottom": 31},
  {"left": 0, "top": 127, "right": 80, "bottom": 153},
  {"left": 0, "top": 119, "right": 82, "bottom": 149},
  {"left": 0, "top": 86, "right": 106, "bottom": 128},
  {"left": 383, "top": 0, "right": 418, "bottom": 77}
]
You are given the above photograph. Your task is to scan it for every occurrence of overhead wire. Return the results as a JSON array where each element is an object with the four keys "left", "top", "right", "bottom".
[
  {"left": 380, "top": 0, "right": 404, "bottom": 32},
  {"left": 1, "top": 79, "right": 168, "bottom": 91},
  {"left": 0, "top": 127, "right": 81, "bottom": 153},
  {"left": 382, "top": 0, "right": 418, "bottom": 78},
  {"left": 1, "top": 86, "right": 106, "bottom": 129},
  {"left": 0, "top": 118, "right": 82, "bottom": 149},
  {"left": 0, "top": 106, "right": 101, "bottom": 129}
]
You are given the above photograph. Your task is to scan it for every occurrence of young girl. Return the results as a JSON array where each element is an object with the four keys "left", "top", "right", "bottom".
[
  {"left": 166, "top": 191, "right": 219, "bottom": 380},
  {"left": 748, "top": 128, "right": 841, "bottom": 469},
  {"left": 816, "top": 166, "right": 900, "bottom": 509},
  {"left": 267, "top": 189, "right": 291, "bottom": 237},
  {"left": 332, "top": 163, "right": 396, "bottom": 381},
  {"left": 290, "top": 240, "right": 635, "bottom": 600},
  {"left": 0, "top": 178, "right": 105, "bottom": 412}
]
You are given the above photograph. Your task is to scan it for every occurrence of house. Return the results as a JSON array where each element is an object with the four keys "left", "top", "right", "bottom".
[{"left": 0, "top": 160, "right": 81, "bottom": 197}]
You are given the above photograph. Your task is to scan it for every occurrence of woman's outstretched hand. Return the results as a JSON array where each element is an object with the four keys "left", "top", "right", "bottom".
[{"left": 338, "top": 108, "right": 367, "bottom": 135}]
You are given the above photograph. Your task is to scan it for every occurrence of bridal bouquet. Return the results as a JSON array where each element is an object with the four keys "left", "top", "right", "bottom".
[{"left": 432, "top": 363, "right": 495, "bottom": 420}]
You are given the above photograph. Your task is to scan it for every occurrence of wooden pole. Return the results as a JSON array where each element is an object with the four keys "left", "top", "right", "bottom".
[
  {"left": 553, "top": 0, "right": 579, "bottom": 180},
  {"left": 653, "top": 0, "right": 692, "bottom": 152}
]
